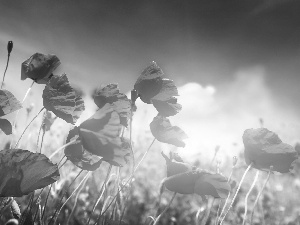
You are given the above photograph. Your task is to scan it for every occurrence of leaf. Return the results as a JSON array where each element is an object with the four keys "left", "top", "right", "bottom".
[
  {"left": 93, "top": 84, "right": 131, "bottom": 127},
  {"left": 21, "top": 53, "right": 61, "bottom": 83},
  {"left": 134, "top": 61, "right": 164, "bottom": 104},
  {"left": 0, "top": 119, "right": 12, "bottom": 135},
  {"left": 64, "top": 127, "right": 103, "bottom": 171},
  {"left": 151, "top": 79, "right": 182, "bottom": 116},
  {"left": 43, "top": 74, "right": 85, "bottom": 124},
  {"left": 194, "top": 172, "right": 230, "bottom": 198},
  {"left": 150, "top": 115, "right": 188, "bottom": 147},
  {"left": 243, "top": 128, "right": 298, "bottom": 173},
  {"left": 79, "top": 104, "right": 130, "bottom": 167},
  {"left": 0, "top": 149, "right": 59, "bottom": 197},
  {"left": 0, "top": 89, "right": 22, "bottom": 117}
]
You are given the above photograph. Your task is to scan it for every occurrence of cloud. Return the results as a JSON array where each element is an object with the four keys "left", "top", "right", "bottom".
[{"left": 132, "top": 66, "right": 300, "bottom": 163}]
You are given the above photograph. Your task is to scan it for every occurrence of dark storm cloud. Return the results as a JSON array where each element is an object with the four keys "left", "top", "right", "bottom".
[{"left": 0, "top": 0, "right": 299, "bottom": 103}]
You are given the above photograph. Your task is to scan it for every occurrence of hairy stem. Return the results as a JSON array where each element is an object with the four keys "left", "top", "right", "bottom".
[
  {"left": 219, "top": 162, "right": 253, "bottom": 224},
  {"left": 242, "top": 170, "right": 260, "bottom": 225},
  {"left": 250, "top": 166, "right": 272, "bottom": 225},
  {"left": 153, "top": 192, "right": 177, "bottom": 225}
]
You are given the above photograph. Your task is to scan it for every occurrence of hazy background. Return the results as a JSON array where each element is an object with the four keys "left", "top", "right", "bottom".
[{"left": 0, "top": 0, "right": 300, "bottom": 160}]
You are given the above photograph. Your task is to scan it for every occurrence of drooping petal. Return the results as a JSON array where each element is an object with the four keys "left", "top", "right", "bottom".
[
  {"left": 79, "top": 104, "right": 130, "bottom": 167},
  {"left": 21, "top": 53, "right": 60, "bottom": 83},
  {"left": 0, "top": 118, "right": 12, "bottom": 135},
  {"left": 164, "top": 171, "right": 199, "bottom": 194},
  {"left": 134, "top": 61, "right": 164, "bottom": 104},
  {"left": 194, "top": 172, "right": 230, "bottom": 198},
  {"left": 43, "top": 74, "right": 85, "bottom": 124},
  {"left": 64, "top": 127, "right": 102, "bottom": 171},
  {"left": 243, "top": 128, "right": 298, "bottom": 173},
  {"left": 0, "top": 149, "right": 59, "bottom": 197},
  {"left": 93, "top": 84, "right": 131, "bottom": 127},
  {"left": 0, "top": 89, "right": 22, "bottom": 117},
  {"left": 150, "top": 115, "right": 187, "bottom": 147}
]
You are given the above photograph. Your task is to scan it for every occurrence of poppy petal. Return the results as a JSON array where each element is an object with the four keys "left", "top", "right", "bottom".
[
  {"left": 21, "top": 53, "right": 60, "bottom": 83},
  {"left": 150, "top": 115, "right": 187, "bottom": 147},
  {"left": 0, "top": 89, "right": 22, "bottom": 117},
  {"left": 43, "top": 74, "right": 85, "bottom": 124},
  {"left": 0, "top": 118, "right": 12, "bottom": 135},
  {"left": 93, "top": 84, "right": 131, "bottom": 127},
  {"left": 0, "top": 149, "right": 59, "bottom": 197},
  {"left": 64, "top": 127, "right": 102, "bottom": 171},
  {"left": 134, "top": 61, "right": 164, "bottom": 104},
  {"left": 243, "top": 128, "right": 298, "bottom": 173}
]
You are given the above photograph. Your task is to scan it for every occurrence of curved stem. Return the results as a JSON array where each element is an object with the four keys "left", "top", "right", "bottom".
[
  {"left": 129, "top": 105, "right": 135, "bottom": 174},
  {"left": 41, "top": 184, "right": 53, "bottom": 221},
  {"left": 14, "top": 107, "right": 44, "bottom": 148},
  {"left": 250, "top": 167, "right": 272, "bottom": 225},
  {"left": 153, "top": 192, "right": 177, "bottom": 225},
  {"left": 99, "top": 138, "right": 156, "bottom": 219},
  {"left": 219, "top": 162, "right": 253, "bottom": 225},
  {"left": 242, "top": 170, "right": 260, "bottom": 225},
  {"left": 1, "top": 53, "right": 10, "bottom": 89},
  {"left": 217, "top": 163, "right": 236, "bottom": 223},
  {"left": 87, "top": 165, "right": 113, "bottom": 225},
  {"left": 49, "top": 139, "right": 76, "bottom": 160}
]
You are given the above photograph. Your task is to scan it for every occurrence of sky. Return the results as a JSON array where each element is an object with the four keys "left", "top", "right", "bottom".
[{"left": 0, "top": 0, "right": 300, "bottom": 161}]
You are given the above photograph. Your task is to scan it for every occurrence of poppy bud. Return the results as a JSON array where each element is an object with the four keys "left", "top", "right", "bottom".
[
  {"left": 232, "top": 156, "right": 238, "bottom": 167},
  {"left": 131, "top": 89, "right": 138, "bottom": 105},
  {"left": 7, "top": 41, "right": 13, "bottom": 54}
]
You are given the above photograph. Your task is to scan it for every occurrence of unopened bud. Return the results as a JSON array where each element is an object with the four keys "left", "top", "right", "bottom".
[{"left": 7, "top": 41, "right": 13, "bottom": 54}]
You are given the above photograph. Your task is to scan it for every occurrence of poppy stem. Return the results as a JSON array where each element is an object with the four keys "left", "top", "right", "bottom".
[
  {"left": 41, "top": 184, "right": 53, "bottom": 221},
  {"left": 51, "top": 170, "right": 89, "bottom": 225},
  {"left": 87, "top": 165, "right": 113, "bottom": 225},
  {"left": 219, "top": 162, "right": 253, "bottom": 225},
  {"left": 129, "top": 104, "right": 135, "bottom": 174},
  {"left": 10, "top": 81, "right": 35, "bottom": 148},
  {"left": 14, "top": 107, "right": 45, "bottom": 149},
  {"left": 199, "top": 197, "right": 215, "bottom": 225},
  {"left": 153, "top": 192, "right": 177, "bottom": 225},
  {"left": 250, "top": 166, "right": 272, "bottom": 225},
  {"left": 49, "top": 139, "right": 77, "bottom": 160},
  {"left": 216, "top": 156, "right": 237, "bottom": 223},
  {"left": 242, "top": 170, "right": 260, "bottom": 225},
  {"left": 97, "top": 138, "right": 156, "bottom": 219},
  {"left": 1, "top": 52, "right": 11, "bottom": 89}
]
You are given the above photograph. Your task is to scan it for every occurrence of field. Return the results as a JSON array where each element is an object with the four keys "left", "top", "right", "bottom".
[{"left": 0, "top": 46, "right": 300, "bottom": 225}]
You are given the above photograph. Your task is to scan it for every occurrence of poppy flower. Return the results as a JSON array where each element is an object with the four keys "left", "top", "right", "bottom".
[
  {"left": 150, "top": 115, "right": 187, "bottom": 147},
  {"left": 42, "top": 74, "right": 85, "bottom": 124},
  {"left": 164, "top": 169, "right": 230, "bottom": 199},
  {"left": 134, "top": 62, "right": 181, "bottom": 116},
  {"left": 65, "top": 104, "right": 131, "bottom": 167},
  {"left": 243, "top": 128, "right": 298, "bottom": 173},
  {"left": 21, "top": 53, "right": 61, "bottom": 83},
  {"left": 0, "top": 149, "right": 59, "bottom": 197}
]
